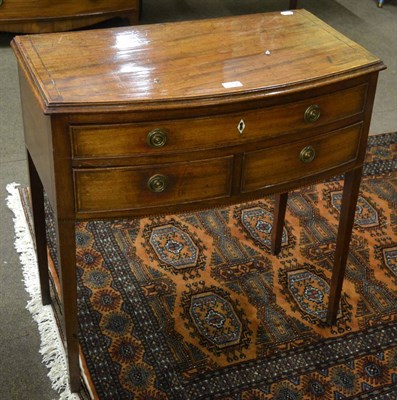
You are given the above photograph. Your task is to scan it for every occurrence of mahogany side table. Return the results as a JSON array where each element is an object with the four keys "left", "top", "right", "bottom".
[{"left": 12, "top": 10, "right": 385, "bottom": 391}]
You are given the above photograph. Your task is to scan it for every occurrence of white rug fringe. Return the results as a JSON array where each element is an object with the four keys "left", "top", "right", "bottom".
[{"left": 6, "top": 182, "right": 80, "bottom": 400}]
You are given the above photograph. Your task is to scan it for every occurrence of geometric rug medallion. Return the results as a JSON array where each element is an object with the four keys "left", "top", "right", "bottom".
[{"left": 18, "top": 132, "right": 397, "bottom": 399}]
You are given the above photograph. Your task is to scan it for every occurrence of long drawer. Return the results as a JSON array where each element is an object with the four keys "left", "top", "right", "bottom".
[
  {"left": 74, "top": 156, "right": 233, "bottom": 213},
  {"left": 71, "top": 84, "right": 367, "bottom": 159},
  {"left": 241, "top": 122, "right": 363, "bottom": 193}
]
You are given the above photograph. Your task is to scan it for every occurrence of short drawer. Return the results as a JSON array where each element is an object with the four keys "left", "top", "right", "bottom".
[
  {"left": 74, "top": 156, "right": 233, "bottom": 213},
  {"left": 241, "top": 123, "right": 363, "bottom": 193},
  {"left": 71, "top": 84, "right": 367, "bottom": 159}
]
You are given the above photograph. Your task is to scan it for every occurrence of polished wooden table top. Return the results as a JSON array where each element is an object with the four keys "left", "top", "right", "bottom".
[{"left": 13, "top": 10, "right": 382, "bottom": 113}]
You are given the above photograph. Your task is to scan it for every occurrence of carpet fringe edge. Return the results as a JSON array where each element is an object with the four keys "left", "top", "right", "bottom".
[{"left": 6, "top": 182, "right": 80, "bottom": 400}]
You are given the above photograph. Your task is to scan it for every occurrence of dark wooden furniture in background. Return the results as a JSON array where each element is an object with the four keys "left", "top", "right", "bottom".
[
  {"left": 12, "top": 10, "right": 384, "bottom": 392},
  {"left": 0, "top": 0, "right": 139, "bottom": 33}
]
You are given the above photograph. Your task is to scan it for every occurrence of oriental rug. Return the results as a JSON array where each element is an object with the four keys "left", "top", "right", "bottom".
[{"left": 11, "top": 132, "right": 397, "bottom": 399}]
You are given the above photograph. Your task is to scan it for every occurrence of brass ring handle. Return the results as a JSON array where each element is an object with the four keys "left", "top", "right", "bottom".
[
  {"left": 304, "top": 104, "right": 321, "bottom": 123},
  {"left": 299, "top": 145, "right": 316, "bottom": 163},
  {"left": 147, "top": 128, "right": 167, "bottom": 148},
  {"left": 147, "top": 174, "right": 168, "bottom": 193}
]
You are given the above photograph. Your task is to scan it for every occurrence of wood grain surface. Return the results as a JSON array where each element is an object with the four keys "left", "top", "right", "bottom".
[{"left": 12, "top": 10, "right": 382, "bottom": 111}]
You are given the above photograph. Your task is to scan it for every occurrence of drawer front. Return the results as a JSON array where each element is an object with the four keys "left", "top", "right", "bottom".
[
  {"left": 241, "top": 123, "right": 363, "bottom": 193},
  {"left": 74, "top": 156, "right": 233, "bottom": 213},
  {"left": 71, "top": 84, "right": 367, "bottom": 159},
  {"left": 0, "top": 0, "right": 134, "bottom": 19}
]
